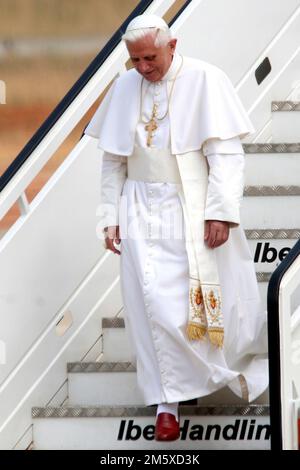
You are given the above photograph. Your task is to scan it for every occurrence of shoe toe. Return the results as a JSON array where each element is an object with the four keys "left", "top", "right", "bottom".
[{"left": 155, "top": 412, "right": 180, "bottom": 441}]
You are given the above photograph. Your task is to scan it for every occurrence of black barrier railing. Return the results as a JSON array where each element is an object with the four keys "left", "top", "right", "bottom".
[
  {"left": 0, "top": 0, "right": 193, "bottom": 193},
  {"left": 267, "top": 238, "right": 300, "bottom": 450}
]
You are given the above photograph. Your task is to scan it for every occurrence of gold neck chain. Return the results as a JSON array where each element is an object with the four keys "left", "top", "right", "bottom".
[{"left": 139, "top": 55, "right": 184, "bottom": 146}]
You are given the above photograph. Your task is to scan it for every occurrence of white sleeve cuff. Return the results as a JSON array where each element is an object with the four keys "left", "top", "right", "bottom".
[
  {"left": 100, "top": 152, "right": 127, "bottom": 228},
  {"left": 204, "top": 153, "right": 244, "bottom": 227},
  {"left": 202, "top": 136, "right": 244, "bottom": 156}
]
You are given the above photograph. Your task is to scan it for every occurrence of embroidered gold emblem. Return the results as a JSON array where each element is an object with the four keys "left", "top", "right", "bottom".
[
  {"left": 208, "top": 290, "right": 217, "bottom": 309},
  {"left": 195, "top": 287, "right": 203, "bottom": 306},
  {"left": 187, "top": 280, "right": 224, "bottom": 346},
  {"left": 204, "top": 289, "right": 222, "bottom": 325},
  {"left": 190, "top": 286, "right": 206, "bottom": 324}
]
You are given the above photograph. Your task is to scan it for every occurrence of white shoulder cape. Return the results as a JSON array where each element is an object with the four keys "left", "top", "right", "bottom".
[{"left": 84, "top": 56, "right": 254, "bottom": 156}]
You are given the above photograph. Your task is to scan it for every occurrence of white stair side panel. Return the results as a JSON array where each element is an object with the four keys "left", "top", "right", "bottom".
[
  {"left": 239, "top": 24, "right": 300, "bottom": 143},
  {"left": 0, "top": 261, "right": 122, "bottom": 449},
  {"left": 46, "top": 380, "right": 68, "bottom": 408},
  {"left": 0, "top": 253, "right": 121, "bottom": 425},
  {"left": 247, "top": 50, "right": 300, "bottom": 143},
  {"left": 291, "top": 286, "right": 300, "bottom": 315},
  {"left": 272, "top": 111, "right": 300, "bottom": 142},
  {"left": 33, "top": 414, "right": 271, "bottom": 450},
  {"left": 68, "top": 372, "right": 144, "bottom": 407},
  {"left": 291, "top": 318, "right": 300, "bottom": 397},
  {"left": 258, "top": 283, "right": 268, "bottom": 311},
  {"left": 241, "top": 196, "right": 300, "bottom": 229},
  {"left": 0, "top": 136, "right": 105, "bottom": 385},
  {"left": 174, "top": 0, "right": 300, "bottom": 86},
  {"left": 102, "top": 326, "right": 135, "bottom": 362},
  {"left": 255, "top": 122, "right": 272, "bottom": 144},
  {"left": 245, "top": 153, "right": 300, "bottom": 186},
  {"left": 173, "top": 0, "right": 300, "bottom": 143},
  {"left": 0, "top": 366, "right": 67, "bottom": 450},
  {"left": 11, "top": 426, "right": 33, "bottom": 450}
]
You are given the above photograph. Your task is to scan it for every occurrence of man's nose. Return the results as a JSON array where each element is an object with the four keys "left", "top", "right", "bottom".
[{"left": 138, "top": 61, "right": 151, "bottom": 73}]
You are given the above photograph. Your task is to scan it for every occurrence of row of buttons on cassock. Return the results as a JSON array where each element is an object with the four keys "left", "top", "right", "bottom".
[{"left": 143, "top": 184, "right": 168, "bottom": 386}]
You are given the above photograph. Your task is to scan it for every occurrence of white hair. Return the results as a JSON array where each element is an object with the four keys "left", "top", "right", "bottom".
[{"left": 122, "top": 27, "right": 172, "bottom": 48}]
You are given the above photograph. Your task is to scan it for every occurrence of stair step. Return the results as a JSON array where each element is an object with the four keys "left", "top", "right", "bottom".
[
  {"left": 271, "top": 101, "right": 300, "bottom": 142},
  {"left": 102, "top": 317, "right": 134, "bottom": 362},
  {"left": 67, "top": 359, "right": 269, "bottom": 407},
  {"left": 241, "top": 196, "right": 300, "bottom": 229},
  {"left": 67, "top": 361, "right": 143, "bottom": 406},
  {"left": 244, "top": 152, "right": 300, "bottom": 187},
  {"left": 32, "top": 404, "right": 270, "bottom": 450}
]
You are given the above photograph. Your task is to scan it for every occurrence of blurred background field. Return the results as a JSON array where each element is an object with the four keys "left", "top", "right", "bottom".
[
  {"left": 0, "top": 0, "right": 139, "bottom": 171},
  {"left": 0, "top": 0, "right": 140, "bottom": 38},
  {"left": 0, "top": 0, "right": 184, "bottom": 232}
]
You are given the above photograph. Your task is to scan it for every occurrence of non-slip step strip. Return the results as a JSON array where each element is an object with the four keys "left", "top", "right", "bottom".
[
  {"left": 245, "top": 229, "right": 300, "bottom": 239},
  {"left": 67, "top": 361, "right": 136, "bottom": 373},
  {"left": 256, "top": 272, "right": 271, "bottom": 282},
  {"left": 243, "top": 143, "right": 300, "bottom": 153},
  {"left": 272, "top": 101, "right": 300, "bottom": 112},
  {"left": 244, "top": 186, "right": 300, "bottom": 196},
  {"left": 32, "top": 404, "right": 269, "bottom": 419},
  {"left": 102, "top": 317, "right": 125, "bottom": 328}
]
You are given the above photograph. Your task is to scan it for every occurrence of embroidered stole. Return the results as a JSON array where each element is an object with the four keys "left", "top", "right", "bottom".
[{"left": 175, "top": 151, "right": 224, "bottom": 348}]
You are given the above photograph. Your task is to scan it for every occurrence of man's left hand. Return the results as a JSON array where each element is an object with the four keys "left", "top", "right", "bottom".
[{"left": 204, "top": 220, "right": 229, "bottom": 248}]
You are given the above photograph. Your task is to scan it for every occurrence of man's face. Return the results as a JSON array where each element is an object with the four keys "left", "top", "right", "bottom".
[{"left": 126, "top": 34, "right": 177, "bottom": 82}]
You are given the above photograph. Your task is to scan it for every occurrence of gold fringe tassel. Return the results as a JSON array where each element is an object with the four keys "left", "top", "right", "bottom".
[
  {"left": 186, "top": 322, "right": 207, "bottom": 341},
  {"left": 208, "top": 329, "right": 224, "bottom": 348}
]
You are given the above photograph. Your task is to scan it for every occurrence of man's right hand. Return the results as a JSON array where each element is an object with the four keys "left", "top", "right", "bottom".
[{"left": 104, "top": 225, "right": 121, "bottom": 255}]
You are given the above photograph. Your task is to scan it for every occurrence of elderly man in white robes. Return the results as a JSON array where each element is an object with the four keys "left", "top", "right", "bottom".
[{"left": 85, "top": 14, "right": 268, "bottom": 441}]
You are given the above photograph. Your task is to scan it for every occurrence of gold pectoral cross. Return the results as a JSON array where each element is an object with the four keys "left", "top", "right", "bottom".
[{"left": 145, "top": 104, "right": 158, "bottom": 147}]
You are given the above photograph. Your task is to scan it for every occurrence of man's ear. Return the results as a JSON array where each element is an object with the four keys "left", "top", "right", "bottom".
[{"left": 169, "top": 38, "right": 177, "bottom": 53}]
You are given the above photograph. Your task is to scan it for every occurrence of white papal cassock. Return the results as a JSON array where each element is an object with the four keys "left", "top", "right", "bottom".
[{"left": 85, "top": 53, "right": 268, "bottom": 406}]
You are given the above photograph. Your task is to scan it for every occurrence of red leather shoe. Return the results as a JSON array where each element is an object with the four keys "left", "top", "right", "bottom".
[{"left": 155, "top": 412, "right": 180, "bottom": 441}]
